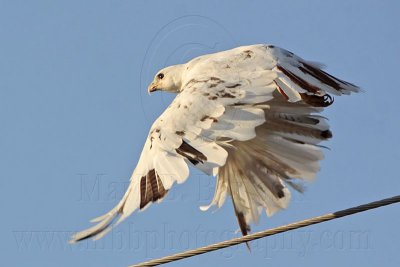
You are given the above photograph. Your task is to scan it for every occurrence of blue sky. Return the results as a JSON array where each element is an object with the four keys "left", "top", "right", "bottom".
[{"left": 1, "top": 1, "right": 399, "bottom": 266}]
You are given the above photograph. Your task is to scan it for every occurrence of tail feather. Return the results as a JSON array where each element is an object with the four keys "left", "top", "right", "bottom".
[{"left": 203, "top": 100, "right": 331, "bottom": 237}]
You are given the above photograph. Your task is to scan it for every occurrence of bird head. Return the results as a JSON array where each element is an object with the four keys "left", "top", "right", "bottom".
[{"left": 148, "top": 65, "right": 184, "bottom": 94}]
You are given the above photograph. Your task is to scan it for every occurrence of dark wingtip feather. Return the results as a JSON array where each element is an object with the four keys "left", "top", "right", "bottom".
[
  {"left": 300, "top": 93, "right": 334, "bottom": 107},
  {"left": 237, "top": 212, "right": 251, "bottom": 236},
  {"left": 321, "top": 130, "right": 333, "bottom": 139},
  {"left": 71, "top": 221, "right": 113, "bottom": 243},
  {"left": 140, "top": 169, "right": 168, "bottom": 210},
  {"left": 236, "top": 212, "right": 252, "bottom": 251},
  {"left": 69, "top": 211, "right": 120, "bottom": 243},
  {"left": 300, "top": 61, "right": 360, "bottom": 93}
]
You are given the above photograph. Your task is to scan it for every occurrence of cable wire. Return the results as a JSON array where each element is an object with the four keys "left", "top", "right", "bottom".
[{"left": 129, "top": 195, "right": 400, "bottom": 267}]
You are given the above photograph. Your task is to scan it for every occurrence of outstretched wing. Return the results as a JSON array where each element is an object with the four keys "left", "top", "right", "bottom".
[
  {"left": 184, "top": 44, "right": 358, "bottom": 105},
  {"left": 69, "top": 73, "right": 274, "bottom": 242}
]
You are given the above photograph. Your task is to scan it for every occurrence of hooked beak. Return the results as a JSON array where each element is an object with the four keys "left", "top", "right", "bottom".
[{"left": 148, "top": 83, "right": 159, "bottom": 95}]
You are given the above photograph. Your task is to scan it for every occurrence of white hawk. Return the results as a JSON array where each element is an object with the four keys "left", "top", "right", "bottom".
[{"left": 70, "top": 44, "right": 359, "bottom": 242}]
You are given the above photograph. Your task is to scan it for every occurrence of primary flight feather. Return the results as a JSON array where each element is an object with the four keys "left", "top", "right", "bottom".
[{"left": 70, "top": 44, "right": 359, "bottom": 242}]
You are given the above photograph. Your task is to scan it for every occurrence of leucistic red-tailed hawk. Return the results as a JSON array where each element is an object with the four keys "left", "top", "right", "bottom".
[{"left": 70, "top": 44, "right": 359, "bottom": 243}]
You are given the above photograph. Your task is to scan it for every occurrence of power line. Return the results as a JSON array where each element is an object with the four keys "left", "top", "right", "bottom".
[{"left": 129, "top": 195, "right": 400, "bottom": 267}]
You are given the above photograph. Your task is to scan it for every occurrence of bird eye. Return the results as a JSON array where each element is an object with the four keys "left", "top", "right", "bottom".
[{"left": 157, "top": 73, "right": 164, "bottom": 79}]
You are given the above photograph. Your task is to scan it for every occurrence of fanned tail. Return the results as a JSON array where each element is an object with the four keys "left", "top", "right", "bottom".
[{"left": 202, "top": 97, "right": 331, "bottom": 237}]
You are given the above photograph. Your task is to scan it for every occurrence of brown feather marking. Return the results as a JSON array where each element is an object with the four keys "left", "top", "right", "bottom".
[
  {"left": 277, "top": 113, "right": 320, "bottom": 125},
  {"left": 176, "top": 140, "right": 207, "bottom": 165},
  {"left": 219, "top": 92, "right": 236, "bottom": 98},
  {"left": 225, "top": 83, "right": 241, "bottom": 88},
  {"left": 140, "top": 170, "right": 169, "bottom": 209},
  {"left": 236, "top": 210, "right": 251, "bottom": 250},
  {"left": 277, "top": 65, "right": 321, "bottom": 94},
  {"left": 237, "top": 212, "right": 251, "bottom": 236},
  {"left": 139, "top": 176, "right": 147, "bottom": 209},
  {"left": 156, "top": 172, "right": 167, "bottom": 198},
  {"left": 148, "top": 169, "right": 159, "bottom": 201},
  {"left": 301, "top": 62, "right": 358, "bottom": 90},
  {"left": 275, "top": 81, "right": 289, "bottom": 100},
  {"left": 175, "top": 130, "right": 185, "bottom": 136},
  {"left": 200, "top": 115, "right": 218, "bottom": 122},
  {"left": 145, "top": 175, "right": 153, "bottom": 206},
  {"left": 266, "top": 119, "right": 332, "bottom": 140},
  {"left": 300, "top": 63, "right": 346, "bottom": 90},
  {"left": 226, "top": 170, "right": 251, "bottom": 249},
  {"left": 254, "top": 160, "right": 286, "bottom": 199},
  {"left": 300, "top": 93, "right": 334, "bottom": 107},
  {"left": 242, "top": 50, "right": 254, "bottom": 59}
]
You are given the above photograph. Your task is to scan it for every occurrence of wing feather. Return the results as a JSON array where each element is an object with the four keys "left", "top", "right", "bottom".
[
  {"left": 71, "top": 44, "right": 359, "bottom": 243},
  {"left": 70, "top": 75, "right": 266, "bottom": 242}
]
